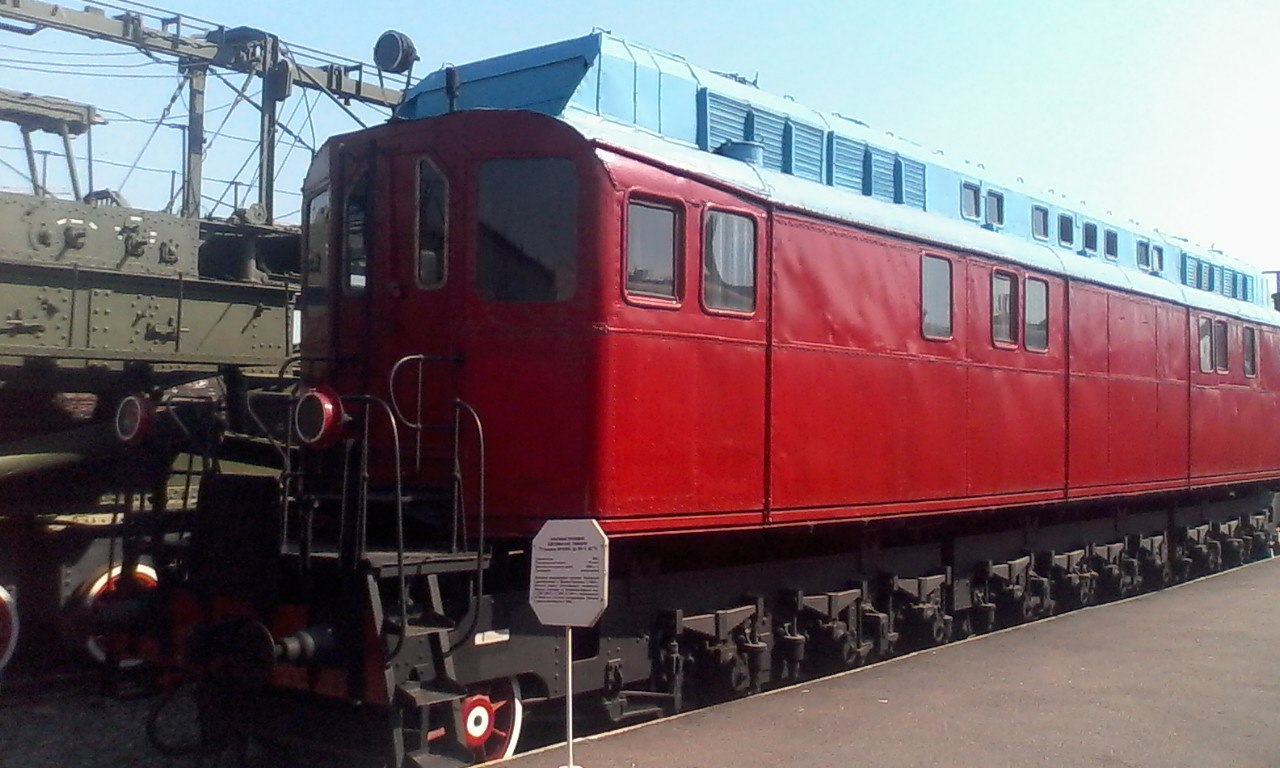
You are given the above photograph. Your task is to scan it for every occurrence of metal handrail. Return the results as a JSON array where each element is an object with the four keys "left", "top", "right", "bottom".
[{"left": 388, "top": 354, "right": 427, "bottom": 430}]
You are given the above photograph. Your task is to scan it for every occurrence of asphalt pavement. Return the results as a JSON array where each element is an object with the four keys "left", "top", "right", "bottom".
[{"left": 506, "top": 557, "right": 1280, "bottom": 768}]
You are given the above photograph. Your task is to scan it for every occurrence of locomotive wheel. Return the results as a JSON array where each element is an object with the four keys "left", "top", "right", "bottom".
[
  {"left": 0, "top": 584, "right": 18, "bottom": 673},
  {"left": 460, "top": 676, "right": 524, "bottom": 763},
  {"left": 76, "top": 564, "right": 158, "bottom": 667}
]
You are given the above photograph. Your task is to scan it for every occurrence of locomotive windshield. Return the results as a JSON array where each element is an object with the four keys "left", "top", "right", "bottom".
[{"left": 476, "top": 158, "right": 578, "bottom": 302}]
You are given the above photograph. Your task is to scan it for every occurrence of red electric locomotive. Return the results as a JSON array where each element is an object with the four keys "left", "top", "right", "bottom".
[{"left": 128, "top": 33, "right": 1279, "bottom": 766}]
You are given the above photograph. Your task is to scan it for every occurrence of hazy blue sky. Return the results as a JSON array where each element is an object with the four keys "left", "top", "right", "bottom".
[{"left": 1, "top": 1, "right": 1277, "bottom": 270}]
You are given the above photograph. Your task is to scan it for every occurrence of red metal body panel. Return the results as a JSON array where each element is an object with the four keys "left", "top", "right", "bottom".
[
  {"left": 305, "top": 111, "right": 1280, "bottom": 541},
  {"left": 595, "top": 152, "right": 767, "bottom": 530}
]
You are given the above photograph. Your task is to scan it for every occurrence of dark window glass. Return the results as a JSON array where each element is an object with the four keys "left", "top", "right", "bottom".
[
  {"left": 985, "top": 190, "right": 1004, "bottom": 226},
  {"left": 992, "top": 271, "right": 1018, "bottom": 344},
  {"left": 1083, "top": 222, "right": 1099, "bottom": 253},
  {"left": 1058, "top": 214, "right": 1075, "bottom": 246},
  {"left": 1245, "top": 327, "right": 1258, "bottom": 377},
  {"left": 1198, "top": 318, "right": 1213, "bottom": 373},
  {"left": 961, "top": 183, "right": 980, "bottom": 219},
  {"left": 1136, "top": 240, "right": 1151, "bottom": 269},
  {"left": 417, "top": 160, "right": 447, "bottom": 288},
  {"left": 1151, "top": 245, "right": 1164, "bottom": 272},
  {"left": 303, "top": 190, "right": 331, "bottom": 289},
  {"left": 626, "top": 201, "right": 679, "bottom": 300},
  {"left": 1031, "top": 206, "right": 1049, "bottom": 239},
  {"left": 1213, "top": 320, "right": 1229, "bottom": 372},
  {"left": 1025, "top": 278, "right": 1049, "bottom": 351},
  {"left": 1104, "top": 229, "right": 1118, "bottom": 259},
  {"left": 703, "top": 211, "right": 756, "bottom": 313},
  {"left": 477, "top": 158, "right": 578, "bottom": 302},
  {"left": 344, "top": 170, "right": 371, "bottom": 292},
  {"left": 921, "top": 255, "right": 952, "bottom": 339}
]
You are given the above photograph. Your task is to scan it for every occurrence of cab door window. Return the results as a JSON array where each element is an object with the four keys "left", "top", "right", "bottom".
[
  {"left": 417, "top": 159, "right": 448, "bottom": 289},
  {"left": 343, "top": 170, "right": 371, "bottom": 293}
]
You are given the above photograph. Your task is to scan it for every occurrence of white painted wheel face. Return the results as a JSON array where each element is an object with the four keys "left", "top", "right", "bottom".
[
  {"left": 465, "top": 704, "right": 492, "bottom": 741},
  {"left": 0, "top": 584, "right": 17, "bottom": 673},
  {"left": 82, "top": 564, "right": 157, "bottom": 666}
]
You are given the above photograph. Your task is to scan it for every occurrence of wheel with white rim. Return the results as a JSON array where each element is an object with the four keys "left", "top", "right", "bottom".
[
  {"left": 0, "top": 584, "right": 18, "bottom": 673},
  {"left": 78, "top": 564, "right": 158, "bottom": 667},
  {"left": 460, "top": 676, "right": 524, "bottom": 763}
]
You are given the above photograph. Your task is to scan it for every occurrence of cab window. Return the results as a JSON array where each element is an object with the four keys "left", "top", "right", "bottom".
[
  {"left": 921, "top": 254, "right": 952, "bottom": 339},
  {"left": 303, "top": 190, "right": 330, "bottom": 289},
  {"left": 703, "top": 210, "right": 756, "bottom": 313},
  {"left": 992, "top": 271, "right": 1018, "bottom": 345},
  {"left": 417, "top": 160, "right": 447, "bottom": 289},
  {"left": 476, "top": 158, "right": 578, "bottom": 302},
  {"left": 626, "top": 200, "right": 680, "bottom": 300},
  {"left": 343, "top": 170, "right": 371, "bottom": 293}
]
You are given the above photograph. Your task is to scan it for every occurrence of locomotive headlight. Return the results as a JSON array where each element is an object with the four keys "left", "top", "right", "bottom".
[
  {"left": 114, "top": 394, "right": 155, "bottom": 445},
  {"left": 294, "top": 386, "right": 345, "bottom": 448}
]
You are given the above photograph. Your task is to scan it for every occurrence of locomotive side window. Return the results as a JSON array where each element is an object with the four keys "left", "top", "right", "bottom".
[
  {"left": 417, "top": 160, "right": 447, "bottom": 289},
  {"left": 344, "top": 170, "right": 372, "bottom": 293},
  {"left": 703, "top": 210, "right": 756, "bottom": 313},
  {"left": 1031, "top": 206, "right": 1049, "bottom": 240},
  {"left": 1244, "top": 327, "right": 1258, "bottom": 377},
  {"left": 476, "top": 158, "right": 578, "bottom": 302},
  {"left": 1024, "top": 278, "right": 1049, "bottom": 351},
  {"left": 991, "top": 271, "right": 1018, "bottom": 345},
  {"left": 1151, "top": 245, "right": 1164, "bottom": 272},
  {"left": 1198, "top": 318, "right": 1213, "bottom": 373},
  {"left": 303, "top": 190, "right": 331, "bottom": 289},
  {"left": 920, "top": 254, "right": 952, "bottom": 339},
  {"left": 626, "top": 200, "right": 680, "bottom": 300},
  {"left": 984, "top": 190, "right": 1004, "bottom": 227},
  {"left": 1104, "top": 230, "right": 1118, "bottom": 259},
  {"left": 1213, "top": 320, "right": 1229, "bottom": 372},
  {"left": 961, "top": 183, "right": 981, "bottom": 220},
  {"left": 1058, "top": 214, "right": 1075, "bottom": 247}
]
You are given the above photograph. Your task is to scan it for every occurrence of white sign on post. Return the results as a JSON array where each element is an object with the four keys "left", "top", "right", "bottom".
[
  {"left": 530, "top": 519, "right": 610, "bottom": 627},
  {"left": 530, "top": 519, "right": 610, "bottom": 768}
]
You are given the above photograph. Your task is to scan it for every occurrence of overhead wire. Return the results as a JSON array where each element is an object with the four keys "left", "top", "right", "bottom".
[
  {"left": 119, "top": 73, "right": 189, "bottom": 191},
  {"left": 0, "top": 145, "right": 303, "bottom": 197},
  {"left": 0, "top": 62, "right": 179, "bottom": 79},
  {"left": 0, "top": 41, "right": 142, "bottom": 57},
  {"left": 0, "top": 54, "right": 162, "bottom": 69}
]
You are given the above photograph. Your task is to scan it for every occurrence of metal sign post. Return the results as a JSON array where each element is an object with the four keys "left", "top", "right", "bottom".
[{"left": 530, "top": 519, "right": 610, "bottom": 768}]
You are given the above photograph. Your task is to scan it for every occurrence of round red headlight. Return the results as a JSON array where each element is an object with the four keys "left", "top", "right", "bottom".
[
  {"left": 294, "top": 386, "right": 344, "bottom": 448},
  {"left": 114, "top": 394, "right": 155, "bottom": 445}
]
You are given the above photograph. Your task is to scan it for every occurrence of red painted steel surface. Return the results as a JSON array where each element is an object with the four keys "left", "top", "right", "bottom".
[{"left": 304, "top": 110, "right": 1280, "bottom": 540}]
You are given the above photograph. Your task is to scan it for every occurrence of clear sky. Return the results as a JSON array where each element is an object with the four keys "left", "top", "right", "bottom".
[{"left": 1, "top": 1, "right": 1277, "bottom": 271}]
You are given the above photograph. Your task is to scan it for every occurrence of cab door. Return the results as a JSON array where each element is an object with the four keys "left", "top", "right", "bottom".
[{"left": 377, "top": 147, "right": 463, "bottom": 485}]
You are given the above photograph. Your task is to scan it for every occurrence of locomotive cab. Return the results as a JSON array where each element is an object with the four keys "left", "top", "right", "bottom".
[{"left": 297, "top": 111, "right": 601, "bottom": 541}]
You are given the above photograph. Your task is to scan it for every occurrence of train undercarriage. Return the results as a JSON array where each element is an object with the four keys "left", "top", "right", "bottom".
[{"left": 127, "top": 477, "right": 1276, "bottom": 767}]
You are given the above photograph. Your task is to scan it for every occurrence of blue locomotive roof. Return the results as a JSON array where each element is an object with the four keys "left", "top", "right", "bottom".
[{"left": 398, "top": 32, "right": 1276, "bottom": 325}]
